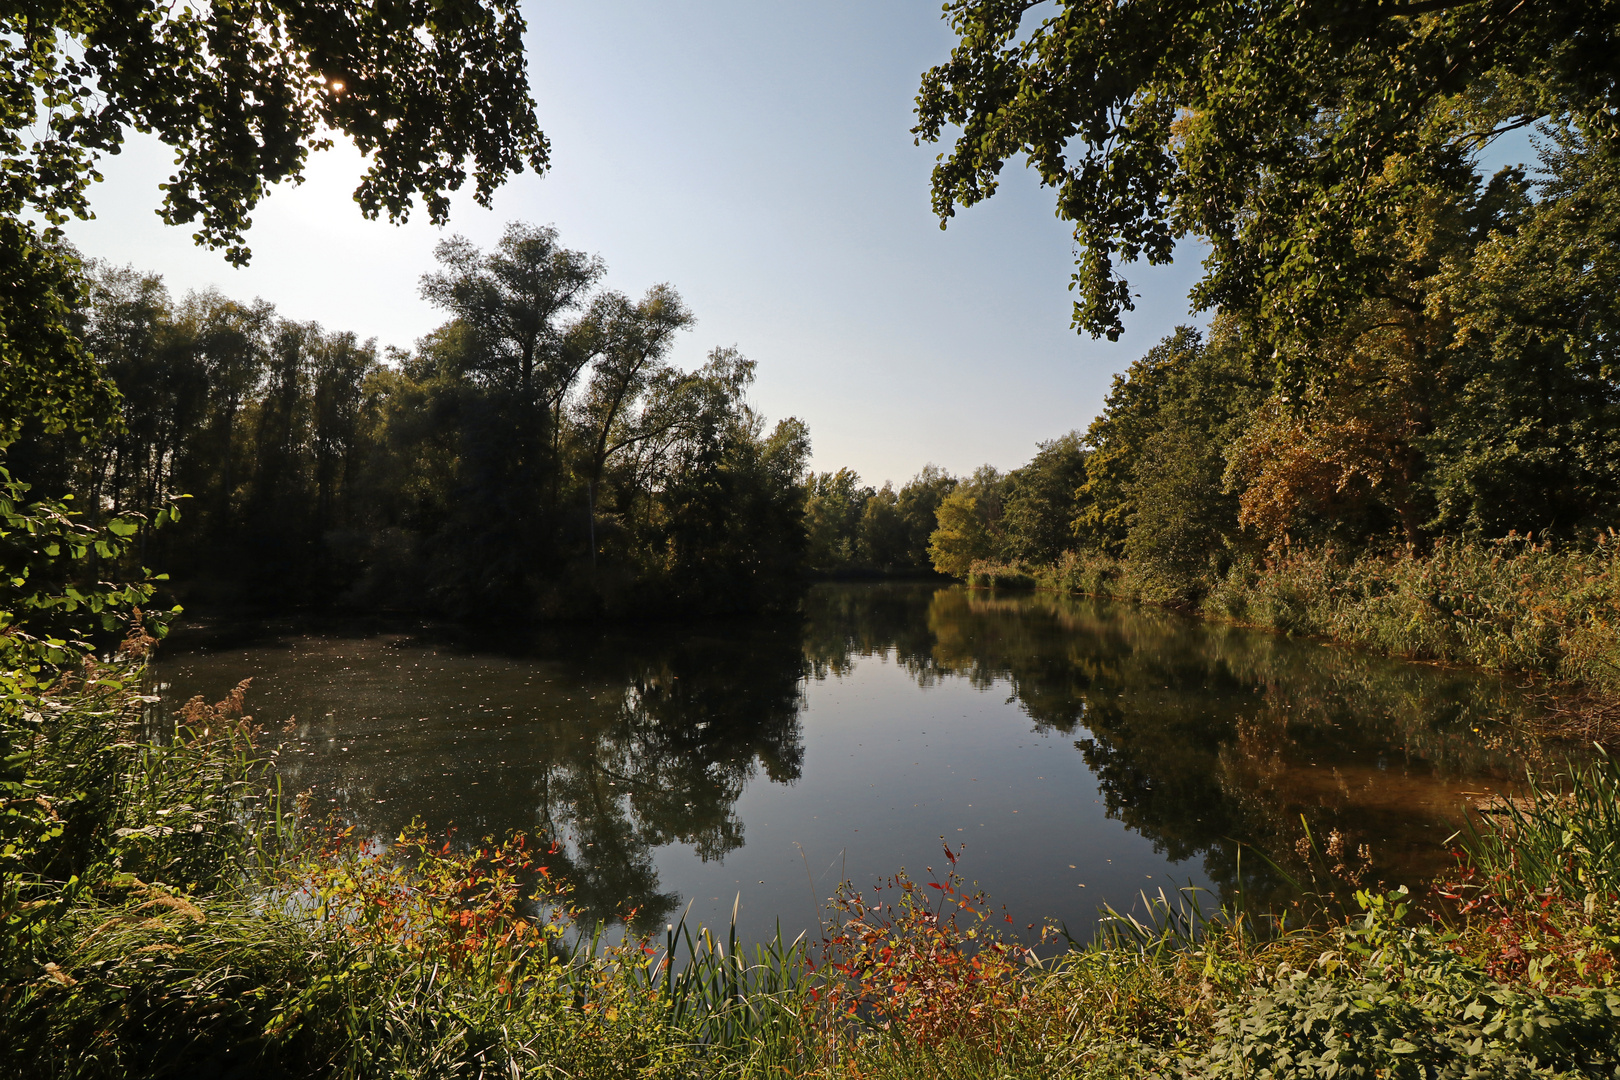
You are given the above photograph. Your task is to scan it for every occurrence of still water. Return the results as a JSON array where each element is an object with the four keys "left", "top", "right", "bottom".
[{"left": 156, "top": 583, "right": 1537, "bottom": 942}]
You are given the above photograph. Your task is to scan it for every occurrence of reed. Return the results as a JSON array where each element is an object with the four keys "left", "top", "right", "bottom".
[
  {"left": 1204, "top": 535, "right": 1620, "bottom": 693},
  {"left": 1017, "top": 537, "right": 1620, "bottom": 742},
  {"left": 1461, "top": 749, "right": 1620, "bottom": 908},
  {"left": 963, "top": 561, "right": 1039, "bottom": 591}
]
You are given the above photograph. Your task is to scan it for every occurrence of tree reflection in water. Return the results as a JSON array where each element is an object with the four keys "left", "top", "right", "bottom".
[
  {"left": 161, "top": 618, "right": 807, "bottom": 933},
  {"left": 525, "top": 627, "right": 807, "bottom": 929},
  {"left": 812, "top": 585, "right": 1533, "bottom": 910},
  {"left": 160, "top": 585, "right": 1536, "bottom": 934}
]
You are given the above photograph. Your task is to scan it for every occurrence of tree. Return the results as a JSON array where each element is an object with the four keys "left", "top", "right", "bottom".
[
  {"left": 927, "top": 491, "right": 994, "bottom": 578},
  {"left": 0, "top": 225, "right": 114, "bottom": 443},
  {"left": 804, "top": 468, "right": 872, "bottom": 570},
  {"left": 1001, "top": 432, "right": 1087, "bottom": 565},
  {"left": 3, "top": 0, "right": 547, "bottom": 443},
  {"left": 186, "top": 292, "right": 274, "bottom": 532},
  {"left": 421, "top": 224, "right": 608, "bottom": 532},
  {"left": 927, "top": 466, "right": 1005, "bottom": 577},
  {"left": 420, "top": 225, "right": 604, "bottom": 404},
  {"left": 857, "top": 484, "right": 906, "bottom": 570},
  {"left": 915, "top": 0, "right": 1620, "bottom": 347},
  {"left": 894, "top": 465, "right": 958, "bottom": 570},
  {"left": 1423, "top": 129, "right": 1620, "bottom": 537},
  {"left": 308, "top": 331, "right": 378, "bottom": 536},
  {"left": 574, "top": 285, "right": 696, "bottom": 497},
  {"left": 630, "top": 354, "right": 810, "bottom": 613},
  {"left": 1068, "top": 323, "right": 1265, "bottom": 591},
  {"left": 6, "top": 1, "right": 546, "bottom": 264},
  {"left": 1076, "top": 328, "right": 1204, "bottom": 555}
]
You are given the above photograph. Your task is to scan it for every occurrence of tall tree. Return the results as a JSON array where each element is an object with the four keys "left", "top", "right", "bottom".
[
  {"left": 420, "top": 224, "right": 606, "bottom": 508},
  {"left": 1000, "top": 433, "right": 1088, "bottom": 565},
  {"left": 575, "top": 285, "right": 695, "bottom": 496},
  {"left": 420, "top": 225, "right": 604, "bottom": 402}
]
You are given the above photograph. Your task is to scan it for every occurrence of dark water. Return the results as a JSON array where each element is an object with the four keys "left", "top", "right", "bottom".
[{"left": 155, "top": 584, "right": 1537, "bottom": 942}]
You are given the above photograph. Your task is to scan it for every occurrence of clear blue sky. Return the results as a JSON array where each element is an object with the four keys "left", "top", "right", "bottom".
[{"left": 64, "top": 1, "right": 1214, "bottom": 486}]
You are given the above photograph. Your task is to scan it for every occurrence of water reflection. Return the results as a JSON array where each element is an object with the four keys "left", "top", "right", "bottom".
[
  {"left": 157, "top": 585, "right": 1535, "bottom": 937},
  {"left": 163, "top": 619, "right": 807, "bottom": 930},
  {"left": 866, "top": 588, "right": 1529, "bottom": 908}
]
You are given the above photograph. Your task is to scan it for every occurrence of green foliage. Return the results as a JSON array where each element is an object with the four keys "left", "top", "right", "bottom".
[
  {"left": 3, "top": 0, "right": 546, "bottom": 263},
  {"left": 30, "top": 233, "right": 810, "bottom": 620},
  {"left": 2, "top": 0, "right": 548, "bottom": 475},
  {"left": 0, "top": 223, "right": 115, "bottom": 445},
  {"left": 999, "top": 432, "right": 1087, "bottom": 566},
  {"left": 1465, "top": 751, "right": 1620, "bottom": 923},
  {"left": 642, "top": 369, "right": 811, "bottom": 615},
  {"left": 889, "top": 465, "right": 958, "bottom": 570},
  {"left": 914, "top": 4, "right": 1620, "bottom": 633},
  {"left": 985, "top": 131, "right": 1620, "bottom": 645},
  {"left": 804, "top": 464, "right": 958, "bottom": 575},
  {"left": 1425, "top": 131, "right": 1620, "bottom": 537},
  {"left": 805, "top": 467, "right": 871, "bottom": 570},
  {"left": 915, "top": 0, "right": 1618, "bottom": 344},
  {"left": 0, "top": 454, "right": 180, "bottom": 980},
  {"left": 1074, "top": 327, "right": 1205, "bottom": 556},
  {"left": 1196, "top": 920, "right": 1620, "bottom": 1079},
  {"left": 1202, "top": 536, "right": 1620, "bottom": 692},
  {"left": 964, "top": 563, "right": 1037, "bottom": 590},
  {"left": 927, "top": 491, "right": 993, "bottom": 579}
]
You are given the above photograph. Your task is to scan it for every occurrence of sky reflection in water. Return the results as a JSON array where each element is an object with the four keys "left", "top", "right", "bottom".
[{"left": 156, "top": 584, "right": 1536, "bottom": 943}]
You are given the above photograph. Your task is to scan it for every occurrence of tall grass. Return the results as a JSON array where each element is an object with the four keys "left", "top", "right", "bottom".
[
  {"left": 1463, "top": 750, "right": 1620, "bottom": 907},
  {"left": 1013, "top": 535, "right": 1620, "bottom": 696},
  {"left": 651, "top": 909, "right": 816, "bottom": 1075},
  {"left": 1204, "top": 534, "right": 1620, "bottom": 692}
]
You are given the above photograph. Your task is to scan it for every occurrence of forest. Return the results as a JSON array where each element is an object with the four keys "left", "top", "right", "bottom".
[
  {"left": 10, "top": 224, "right": 812, "bottom": 621},
  {"left": 896, "top": 128, "right": 1620, "bottom": 700}
]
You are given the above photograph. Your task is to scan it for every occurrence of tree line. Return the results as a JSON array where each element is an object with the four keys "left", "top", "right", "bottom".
[
  {"left": 801, "top": 448, "right": 1089, "bottom": 580},
  {"left": 12, "top": 224, "right": 811, "bottom": 620}
]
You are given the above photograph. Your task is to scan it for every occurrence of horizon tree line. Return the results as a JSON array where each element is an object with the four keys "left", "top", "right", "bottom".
[{"left": 14, "top": 223, "right": 811, "bottom": 620}]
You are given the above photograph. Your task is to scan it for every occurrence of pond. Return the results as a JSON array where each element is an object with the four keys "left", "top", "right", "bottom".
[{"left": 155, "top": 583, "right": 1539, "bottom": 944}]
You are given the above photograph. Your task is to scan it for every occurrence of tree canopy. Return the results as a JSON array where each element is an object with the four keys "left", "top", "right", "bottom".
[
  {"left": 14, "top": 227, "right": 813, "bottom": 621},
  {"left": 915, "top": 0, "right": 1620, "bottom": 343},
  {"left": 2, "top": 0, "right": 547, "bottom": 442}
]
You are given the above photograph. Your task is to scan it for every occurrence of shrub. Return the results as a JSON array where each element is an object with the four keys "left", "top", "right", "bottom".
[{"left": 1194, "top": 889, "right": 1620, "bottom": 1079}]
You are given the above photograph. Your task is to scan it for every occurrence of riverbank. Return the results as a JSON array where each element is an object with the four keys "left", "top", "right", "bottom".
[
  {"left": 8, "top": 633, "right": 1620, "bottom": 1077},
  {"left": 969, "top": 536, "right": 1620, "bottom": 740}
]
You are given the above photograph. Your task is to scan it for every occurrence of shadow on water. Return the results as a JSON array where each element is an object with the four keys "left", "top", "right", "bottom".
[{"left": 157, "top": 584, "right": 1538, "bottom": 936}]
